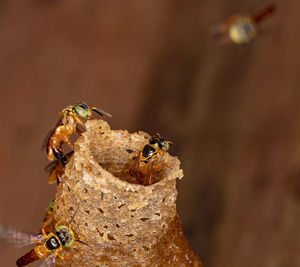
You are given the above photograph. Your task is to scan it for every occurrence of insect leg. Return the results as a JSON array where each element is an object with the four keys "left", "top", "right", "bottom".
[
  {"left": 54, "top": 218, "right": 67, "bottom": 229},
  {"left": 76, "top": 126, "right": 83, "bottom": 136},
  {"left": 152, "top": 162, "right": 167, "bottom": 171},
  {"left": 41, "top": 217, "right": 54, "bottom": 238},
  {"left": 40, "top": 254, "right": 56, "bottom": 267},
  {"left": 56, "top": 248, "right": 78, "bottom": 260}
]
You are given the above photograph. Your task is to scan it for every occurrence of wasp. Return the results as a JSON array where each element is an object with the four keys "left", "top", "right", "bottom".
[
  {"left": 211, "top": 3, "right": 276, "bottom": 44},
  {"left": 42, "top": 102, "right": 111, "bottom": 165},
  {"left": 13, "top": 208, "right": 87, "bottom": 267},
  {"left": 44, "top": 151, "right": 74, "bottom": 185},
  {"left": 129, "top": 134, "right": 172, "bottom": 186}
]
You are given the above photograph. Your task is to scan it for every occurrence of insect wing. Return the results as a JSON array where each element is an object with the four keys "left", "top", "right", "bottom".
[
  {"left": 41, "top": 118, "right": 63, "bottom": 150},
  {"left": 210, "top": 22, "right": 231, "bottom": 44},
  {"left": 0, "top": 224, "right": 44, "bottom": 248},
  {"left": 129, "top": 153, "right": 142, "bottom": 182},
  {"left": 44, "top": 159, "right": 58, "bottom": 173},
  {"left": 39, "top": 254, "right": 56, "bottom": 267},
  {"left": 145, "top": 160, "right": 155, "bottom": 185}
]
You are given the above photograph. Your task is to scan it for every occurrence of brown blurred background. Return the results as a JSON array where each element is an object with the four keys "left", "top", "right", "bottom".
[{"left": 1, "top": 0, "right": 300, "bottom": 266}]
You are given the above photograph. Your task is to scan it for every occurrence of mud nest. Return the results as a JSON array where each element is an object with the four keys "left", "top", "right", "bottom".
[{"left": 51, "top": 120, "right": 203, "bottom": 266}]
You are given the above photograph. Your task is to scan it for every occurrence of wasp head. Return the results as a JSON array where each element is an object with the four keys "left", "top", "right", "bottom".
[
  {"left": 56, "top": 225, "right": 75, "bottom": 247},
  {"left": 73, "top": 102, "right": 92, "bottom": 120},
  {"left": 229, "top": 17, "right": 257, "bottom": 44},
  {"left": 149, "top": 134, "right": 172, "bottom": 151}
]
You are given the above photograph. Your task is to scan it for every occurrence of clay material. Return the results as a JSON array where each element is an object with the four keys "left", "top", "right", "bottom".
[{"left": 52, "top": 120, "right": 203, "bottom": 266}]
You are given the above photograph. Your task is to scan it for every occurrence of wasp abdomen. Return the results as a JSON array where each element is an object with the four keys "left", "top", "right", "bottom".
[
  {"left": 16, "top": 248, "right": 40, "bottom": 267},
  {"left": 253, "top": 4, "right": 276, "bottom": 24},
  {"left": 53, "top": 150, "right": 68, "bottom": 166}
]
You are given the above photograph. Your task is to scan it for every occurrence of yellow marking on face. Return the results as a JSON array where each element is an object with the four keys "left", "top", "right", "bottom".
[{"left": 229, "top": 17, "right": 257, "bottom": 44}]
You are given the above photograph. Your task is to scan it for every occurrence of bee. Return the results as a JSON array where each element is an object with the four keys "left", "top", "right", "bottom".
[
  {"left": 211, "top": 3, "right": 276, "bottom": 44},
  {"left": 129, "top": 134, "right": 172, "bottom": 186},
  {"left": 44, "top": 151, "right": 74, "bottom": 185},
  {"left": 14, "top": 208, "right": 87, "bottom": 267},
  {"left": 42, "top": 102, "right": 111, "bottom": 165}
]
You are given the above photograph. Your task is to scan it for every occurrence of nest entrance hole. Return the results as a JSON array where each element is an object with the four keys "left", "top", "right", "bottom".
[{"left": 91, "top": 147, "right": 166, "bottom": 185}]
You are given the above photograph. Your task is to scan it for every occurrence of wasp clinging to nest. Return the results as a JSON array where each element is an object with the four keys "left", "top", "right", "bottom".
[
  {"left": 14, "top": 208, "right": 88, "bottom": 267},
  {"left": 129, "top": 134, "right": 172, "bottom": 186},
  {"left": 42, "top": 102, "right": 111, "bottom": 165},
  {"left": 211, "top": 3, "right": 276, "bottom": 44}
]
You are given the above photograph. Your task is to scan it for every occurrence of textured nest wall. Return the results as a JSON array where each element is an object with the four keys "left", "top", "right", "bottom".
[{"left": 52, "top": 120, "right": 202, "bottom": 266}]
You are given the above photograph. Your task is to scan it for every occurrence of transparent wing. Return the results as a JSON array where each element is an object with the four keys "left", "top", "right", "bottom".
[
  {"left": 39, "top": 254, "right": 56, "bottom": 267},
  {"left": 145, "top": 160, "right": 154, "bottom": 186},
  {"left": 0, "top": 224, "right": 44, "bottom": 248},
  {"left": 44, "top": 159, "right": 59, "bottom": 173},
  {"left": 129, "top": 153, "right": 142, "bottom": 183},
  {"left": 210, "top": 22, "right": 231, "bottom": 44},
  {"left": 41, "top": 118, "right": 63, "bottom": 150}
]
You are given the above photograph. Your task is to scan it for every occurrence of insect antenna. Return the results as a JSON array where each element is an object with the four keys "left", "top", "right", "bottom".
[
  {"left": 167, "top": 140, "right": 173, "bottom": 146},
  {"left": 91, "top": 107, "right": 112, "bottom": 117},
  {"left": 70, "top": 208, "right": 79, "bottom": 224},
  {"left": 75, "top": 239, "right": 89, "bottom": 246}
]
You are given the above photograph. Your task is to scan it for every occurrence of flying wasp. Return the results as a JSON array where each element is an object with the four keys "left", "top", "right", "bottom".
[
  {"left": 3, "top": 208, "right": 88, "bottom": 267},
  {"left": 42, "top": 102, "right": 111, "bottom": 165},
  {"left": 129, "top": 134, "right": 172, "bottom": 186},
  {"left": 211, "top": 3, "right": 276, "bottom": 44}
]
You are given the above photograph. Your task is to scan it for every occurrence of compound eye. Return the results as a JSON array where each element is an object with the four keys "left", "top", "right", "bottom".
[
  {"left": 162, "top": 141, "right": 169, "bottom": 151},
  {"left": 56, "top": 226, "right": 74, "bottom": 247},
  {"left": 48, "top": 200, "right": 54, "bottom": 210},
  {"left": 74, "top": 105, "right": 89, "bottom": 119}
]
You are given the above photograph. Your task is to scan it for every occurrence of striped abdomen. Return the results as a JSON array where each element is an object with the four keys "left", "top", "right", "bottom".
[
  {"left": 16, "top": 244, "right": 51, "bottom": 267},
  {"left": 16, "top": 248, "right": 40, "bottom": 267}
]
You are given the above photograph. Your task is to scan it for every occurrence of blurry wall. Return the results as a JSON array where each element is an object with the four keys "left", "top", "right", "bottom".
[{"left": 1, "top": 0, "right": 300, "bottom": 267}]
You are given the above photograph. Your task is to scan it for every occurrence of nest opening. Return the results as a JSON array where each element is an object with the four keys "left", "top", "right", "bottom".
[{"left": 90, "top": 143, "right": 167, "bottom": 185}]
